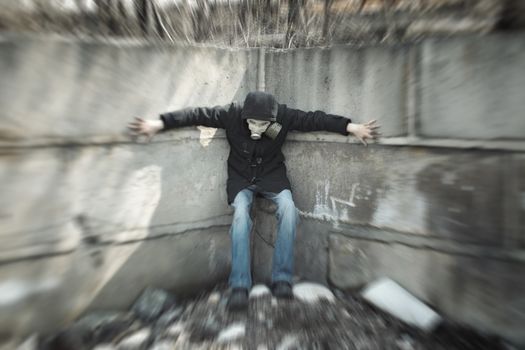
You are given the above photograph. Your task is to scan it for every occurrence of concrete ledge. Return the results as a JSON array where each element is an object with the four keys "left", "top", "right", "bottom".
[
  {"left": 4, "top": 131, "right": 525, "bottom": 152},
  {"left": 331, "top": 223, "right": 525, "bottom": 263}
]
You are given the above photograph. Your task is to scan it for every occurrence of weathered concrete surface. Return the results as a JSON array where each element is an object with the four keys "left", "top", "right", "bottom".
[
  {"left": 0, "top": 228, "right": 230, "bottom": 338},
  {"left": 253, "top": 143, "right": 524, "bottom": 344},
  {"left": 264, "top": 45, "right": 408, "bottom": 137},
  {"left": 329, "top": 233, "right": 371, "bottom": 289},
  {"left": 283, "top": 143, "right": 521, "bottom": 246},
  {"left": 0, "top": 141, "right": 232, "bottom": 262},
  {"left": 260, "top": 142, "right": 523, "bottom": 249},
  {"left": 0, "top": 140, "right": 236, "bottom": 337},
  {"left": 328, "top": 232, "right": 525, "bottom": 345},
  {"left": 251, "top": 33, "right": 525, "bottom": 345},
  {"left": 419, "top": 34, "right": 525, "bottom": 139},
  {"left": 0, "top": 34, "right": 256, "bottom": 340},
  {"left": 0, "top": 34, "right": 257, "bottom": 146}
]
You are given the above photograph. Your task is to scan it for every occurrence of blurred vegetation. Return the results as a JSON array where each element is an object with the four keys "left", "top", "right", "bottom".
[{"left": 0, "top": 0, "right": 522, "bottom": 47}]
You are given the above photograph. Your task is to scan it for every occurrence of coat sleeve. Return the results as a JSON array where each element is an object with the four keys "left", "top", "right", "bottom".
[
  {"left": 284, "top": 106, "right": 351, "bottom": 136},
  {"left": 159, "top": 103, "right": 236, "bottom": 130}
]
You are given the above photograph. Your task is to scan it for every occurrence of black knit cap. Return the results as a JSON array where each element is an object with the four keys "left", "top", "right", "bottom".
[{"left": 241, "top": 91, "right": 278, "bottom": 121}]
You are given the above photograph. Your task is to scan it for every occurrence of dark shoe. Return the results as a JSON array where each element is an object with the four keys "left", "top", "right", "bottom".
[
  {"left": 271, "top": 281, "right": 294, "bottom": 300},
  {"left": 227, "top": 288, "right": 248, "bottom": 311}
]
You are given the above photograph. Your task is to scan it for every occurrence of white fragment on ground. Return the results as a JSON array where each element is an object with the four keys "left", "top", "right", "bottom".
[
  {"left": 216, "top": 322, "right": 246, "bottom": 343},
  {"left": 166, "top": 322, "right": 185, "bottom": 337},
  {"left": 361, "top": 278, "right": 442, "bottom": 331},
  {"left": 257, "top": 311, "right": 265, "bottom": 321},
  {"left": 292, "top": 282, "right": 335, "bottom": 304},
  {"left": 271, "top": 297, "right": 277, "bottom": 307},
  {"left": 276, "top": 334, "right": 300, "bottom": 350},
  {"left": 93, "top": 345, "right": 116, "bottom": 350},
  {"left": 116, "top": 328, "right": 151, "bottom": 350},
  {"left": 249, "top": 284, "right": 270, "bottom": 298},
  {"left": 257, "top": 344, "right": 269, "bottom": 350},
  {"left": 148, "top": 340, "right": 175, "bottom": 350},
  {"left": 207, "top": 291, "right": 221, "bottom": 304}
]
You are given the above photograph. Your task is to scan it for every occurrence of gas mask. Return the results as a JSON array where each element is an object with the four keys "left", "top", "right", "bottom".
[{"left": 247, "top": 119, "right": 271, "bottom": 140}]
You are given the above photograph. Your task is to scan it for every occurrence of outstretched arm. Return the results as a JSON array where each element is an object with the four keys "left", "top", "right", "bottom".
[
  {"left": 286, "top": 107, "right": 380, "bottom": 146},
  {"left": 159, "top": 104, "right": 232, "bottom": 130},
  {"left": 127, "top": 103, "right": 234, "bottom": 142},
  {"left": 286, "top": 108, "right": 350, "bottom": 135}
]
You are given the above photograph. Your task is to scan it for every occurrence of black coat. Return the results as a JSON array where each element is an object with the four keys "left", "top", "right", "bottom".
[{"left": 160, "top": 94, "right": 351, "bottom": 204}]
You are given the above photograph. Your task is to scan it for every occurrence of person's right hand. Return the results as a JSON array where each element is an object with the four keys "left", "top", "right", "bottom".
[{"left": 127, "top": 117, "right": 164, "bottom": 142}]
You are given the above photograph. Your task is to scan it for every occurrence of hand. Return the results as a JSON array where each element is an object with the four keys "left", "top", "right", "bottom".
[
  {"left": 346, "top": 120, "right": 381, "bottom": 146},
  {"left": 127, "top": 117, "right": 164, "bottom": 143}
]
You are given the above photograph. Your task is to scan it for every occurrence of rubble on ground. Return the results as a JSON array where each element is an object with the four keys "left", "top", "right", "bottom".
[{"left": 31, "top": 283, "right": 511, "bottom": 350}]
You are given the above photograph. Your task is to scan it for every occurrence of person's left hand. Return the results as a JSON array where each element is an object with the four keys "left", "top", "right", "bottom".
[
  {"left": 346, "top": 120, "right": 381, "bottom": 146},
  {"left": 127, "top": 117, "right": 164, "bottom": 143}
]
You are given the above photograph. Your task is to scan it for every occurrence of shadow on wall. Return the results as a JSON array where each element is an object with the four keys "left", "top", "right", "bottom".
[
  {"left": 78, "top": 89, "right": 250, "bottom": 310},
  {"left": 82, "top": 133, "right": 228, "bottom": 310}
]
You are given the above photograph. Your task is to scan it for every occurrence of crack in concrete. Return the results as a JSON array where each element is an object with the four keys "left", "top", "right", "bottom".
[
  {"left": 0, "top": 224, "right": 231, "bottom": 266},
  {"left": 331, "top": 227, "right": 525, "bottom": 263}
]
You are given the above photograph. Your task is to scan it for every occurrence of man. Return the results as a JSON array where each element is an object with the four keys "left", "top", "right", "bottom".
[{"left": 128, "top": 91, "right": 379, "bottom": 311}]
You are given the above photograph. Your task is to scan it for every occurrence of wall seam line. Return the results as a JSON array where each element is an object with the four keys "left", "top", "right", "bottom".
[{"left": 257, "top": 46, "right": 266, "bottom": 91}]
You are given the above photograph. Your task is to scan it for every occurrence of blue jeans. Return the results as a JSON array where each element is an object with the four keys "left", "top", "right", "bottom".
[{"left": 228, "top": 185, "right": 298, "bottom": 289}]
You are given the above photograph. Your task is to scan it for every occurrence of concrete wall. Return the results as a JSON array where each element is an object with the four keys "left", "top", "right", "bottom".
[
  {"left": 255, "top": 33, "right": 525, "bottom": 346},
  {"left": 1, "top": 32, "right": 524, "bottom": 345},
  {"left": 0, "top": 34, "right": 257, "bottom": 338}
]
